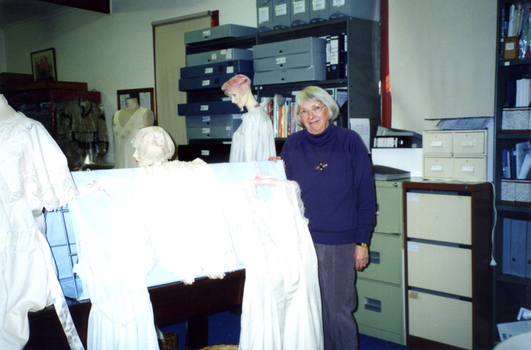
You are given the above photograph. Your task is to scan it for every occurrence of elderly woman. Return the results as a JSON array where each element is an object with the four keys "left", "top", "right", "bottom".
[
  {"left": 271, "top": 85, "right": 375, "bottom": 350},
  {"left": 221, "top": 74, "right": 276, "bottom": 162},
  {"left": 131, "top": 126, "right": 175, "bottom": 167}
]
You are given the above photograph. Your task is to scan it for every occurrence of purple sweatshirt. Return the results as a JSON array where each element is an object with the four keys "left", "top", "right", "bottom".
[{"left": 281, "top": 124, "right": 375, "bottom": 245}]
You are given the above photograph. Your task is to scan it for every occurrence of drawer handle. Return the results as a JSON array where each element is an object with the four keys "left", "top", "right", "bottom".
[
  {"left": 430, "top": 165, "right": 444, "bottom": 172},
  {"left": 370, "top": 251, "right": 380, "bottom": 264},
  {"left": 460, "top": 140, "right": 475, "bottom": 147},
  {"left": 364, "top": 297, "right": 381, "bottom": 313},
  {"left": 461, "top": 166, "right": 475, "bottom": 172},
  {"left": 430, "top": 141, "right": 444, "bottom": 147}
]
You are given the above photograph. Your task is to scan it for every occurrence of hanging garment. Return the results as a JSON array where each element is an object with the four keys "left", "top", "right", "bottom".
[
  {"left": 224, "top": 179, "right": 324, "bottom": 350},
  {"left": 56, "top": 99, "right": 109, "bottom": 164},
  {"left": 69, "top": 168, "right": 159, "bottom": 350},
  {"left": 230, "top": 105, "right": 276, "bottom": 163},
  {"left": 0, "top": 110, "right": 83, "bottom": 350},
  {"left": 113, "top": 107, "right": 151, "bottom": 169}
]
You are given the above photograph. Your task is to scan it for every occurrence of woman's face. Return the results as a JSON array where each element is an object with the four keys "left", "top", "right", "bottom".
[
  {"left": 133, "top": 149, "right": 154, "bottom": 167},
  {"left": 298, "top": 101, "right": 330, "bottom": 135}
]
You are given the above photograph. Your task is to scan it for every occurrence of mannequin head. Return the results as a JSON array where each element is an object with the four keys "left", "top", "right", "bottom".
[
  {"left": 125, "top": 97, "right": 139, "bottom": 109},
  {"left": 221, "top": 74, "right": 256, "bottom": 111},
  {"left": 131, "top": 126, "right": 175, "bottom": 167}
]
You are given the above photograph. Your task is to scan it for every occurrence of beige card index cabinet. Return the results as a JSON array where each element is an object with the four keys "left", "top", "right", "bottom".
[{"left": 403, "top": 181, "right": 493, "bottom": 350}]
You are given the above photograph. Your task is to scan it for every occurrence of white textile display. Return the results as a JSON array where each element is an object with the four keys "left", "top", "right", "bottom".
[
  {"left": 225, "top": 179, "right": 324, "bottom": 350},
  {"left": 0, "top": 98, "right": 83, "bottom": 350},
  {"left": 230, "top": 105, "right": 276, "bottom": 163}
]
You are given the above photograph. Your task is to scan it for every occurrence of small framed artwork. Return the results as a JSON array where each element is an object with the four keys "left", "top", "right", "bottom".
[{"left": 31, "top": 48, "right": 57, "bottom": 81}]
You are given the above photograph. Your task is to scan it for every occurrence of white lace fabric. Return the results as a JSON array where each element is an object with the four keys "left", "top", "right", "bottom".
[{"left": 0, "top": 112, "right": 83, "bottom": 350}]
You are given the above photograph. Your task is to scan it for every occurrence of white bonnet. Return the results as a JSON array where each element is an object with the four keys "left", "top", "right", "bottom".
[{"left": 131, "top": 126, "right": 175, "bottom": 162}]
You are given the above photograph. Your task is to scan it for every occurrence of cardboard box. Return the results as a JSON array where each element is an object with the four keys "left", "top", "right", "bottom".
[{"left": 504, "top": 37, "right": 519, "bottom": 61}]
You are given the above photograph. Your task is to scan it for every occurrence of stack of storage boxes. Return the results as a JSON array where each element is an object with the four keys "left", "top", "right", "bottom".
[
  {"left": 179, "top": 24, "right": 256, "bottom": 143},
  {"left": 257, "top": 0, "right": 380, "bottom": 31},
  {"left": 252, "top": 37, "right": 327, "bottom": 85}
]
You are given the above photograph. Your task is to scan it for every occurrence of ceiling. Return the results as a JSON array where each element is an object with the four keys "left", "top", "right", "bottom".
[{"left": 0, "top": 0, "right": 110, "bottom": 29}]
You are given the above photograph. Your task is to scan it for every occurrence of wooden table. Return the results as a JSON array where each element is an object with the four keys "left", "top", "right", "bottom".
[{"left": 25, "top": 269, "right": 245, "bottom": 350}]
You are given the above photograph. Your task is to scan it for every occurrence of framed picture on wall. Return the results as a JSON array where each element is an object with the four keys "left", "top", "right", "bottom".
[{"left": 31, "top": 48, "right": 57, "bottom": 81}]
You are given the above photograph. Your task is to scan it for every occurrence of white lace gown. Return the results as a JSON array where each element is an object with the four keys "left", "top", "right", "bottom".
[
  {"left": 225, "top": 180, "right": 324, "bottom": 350},
  {"left": 0, "top": 112, "right": 83, "bottom": 350},
  {"left": 230, "top": 105, "right": 276, "bottom": 163}
]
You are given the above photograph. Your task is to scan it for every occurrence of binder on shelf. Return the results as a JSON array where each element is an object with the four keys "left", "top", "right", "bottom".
[
  {"left": 257, "top": 0, "right": 274, "bottom": 32},
  {"left": 310, "top": 0, "right": 329, "bottom": 23},
  {"left": 510, "top": 219, "right": 527, "bottom": 277},
  {"left": 326, "top": 34, "right": 346, "bottom": 80},
  {"left": 503, "top": 218, "right": 512, "bottom": 275},
  {"left": 373, "top": 135, "right": 422, "bottom": 149},
  {"left": 527, "top": 222, "right": 531, "bottom": 278},
  {"left": 291, "top": 0, "right": 310, "bottom": 26},
  {"left": 273, "top": 0, "right": 291, "bottom": 30}
]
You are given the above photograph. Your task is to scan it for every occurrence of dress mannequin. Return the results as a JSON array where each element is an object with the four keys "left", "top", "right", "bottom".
[
  {"left": 113, "top": 98, "right": 155, "bottom": 168},
  {"left": 221, "top": 75, "right": 276, "bottom": 162},
  {"left": 131, "top": 126, "right": 175, "bottom": 167}
]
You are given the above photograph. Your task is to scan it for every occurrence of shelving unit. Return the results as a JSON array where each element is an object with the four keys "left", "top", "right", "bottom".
[
  {"left": 179, "top": 17, "right": 380, "bottom": 162},
  {"left": 494, "top": 0, "right": 531, "bottom": 339}
]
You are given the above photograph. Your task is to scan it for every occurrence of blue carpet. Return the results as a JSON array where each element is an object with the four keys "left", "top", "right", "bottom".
[{"left": 160, "top": 310, "right": 414, "bottom": 349}]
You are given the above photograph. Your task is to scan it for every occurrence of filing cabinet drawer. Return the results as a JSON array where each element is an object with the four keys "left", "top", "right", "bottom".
[
  {"left": 186, "top": 126, "right": 237, "bottom": 140},
  {"left": 355, "top": 279, "right": 403, "bottom": 336},
  {"left": 359, "top": 232, "right": 402, "bottom": 285},
  {"left": 252, "top": 36, "right": 326, "bottom": 58},
  {"left": 423, "top": 157, "right": 454, "bottom": 179},
  {"left": 253, "top": 51, "right": 326, "bottom": 72},
  {"left": 452, "top": 131, "right": 486, "bottom": 155},
  {"left": 374, "top": 181, "right": 403, "bottom": 234},
  {"left": 406, "top": 192, "right": 471, "bottom": 244},
  {"left": 423, "top": 132, "right": 453, "bottom": 155},
  {"left": 407, "top": 242, "right": 472, "bottom": 297},
  {"left": 454, "top": 157, "right": 487, "bottom": 181},
  {"left": 408, "top": 291, "right": 472, "bottom": 350}
]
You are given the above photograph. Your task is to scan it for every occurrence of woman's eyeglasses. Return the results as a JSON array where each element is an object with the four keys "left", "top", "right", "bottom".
[{"left": 297, "top": 104, "right": 325, "bottom": 118}]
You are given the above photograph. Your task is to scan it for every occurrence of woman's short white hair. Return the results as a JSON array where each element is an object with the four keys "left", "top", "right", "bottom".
[{"left": 294, "top": 86, "right": 340, "bottom": 126}]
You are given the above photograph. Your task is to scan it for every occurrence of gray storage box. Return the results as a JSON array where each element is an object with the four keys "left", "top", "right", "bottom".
[
  {"left": 187, "top": 124, "right": 241, "bottom": 140},
  {"left": 184, "top": 24, "right": 257, "bottom": 45},
  {"left": 329, "top": 0, "right": 380, "bottom": 21},
  {"left": 186, "top": 48, "right": 253, "bottom": 67},
  {"left": 181, "top": 60, "right": 254, "bottom": 79},
  {"left": 291, "top": 0, "right": 310, "bottom": 26},
  {"left": 179, "top": 73, "right": 254, "bottom": 91},
  {"left": 257, "top": 0, "right": 274, "bottom": 32},
  {"left": 253, "top": 37, "right": 326, "bottom": 59},
  {"left": 273, "top": 0, "right": 291, "bottom": 30},
  {"left": 185, "top": 114, "right": 242, "bottom": 128},
  {"left": 253, "top": 65, "right": 326, "bottom": 85},
  {"left": 254, "top": 51, "right": 326, "bottom": 72},
  {"left": 310, "top": 0, "right": 330, "bottom": 23},
  {"left": 178, "top": 101, "right": 241, "bottom": 115}
]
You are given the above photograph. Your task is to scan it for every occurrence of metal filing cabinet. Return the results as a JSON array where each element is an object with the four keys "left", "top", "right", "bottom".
[
  {"left": 354, "top": 180, "right": 406, "bottom": 345},
  {"left": 403, "top": 181, "right": 493, "bottom": 350}
]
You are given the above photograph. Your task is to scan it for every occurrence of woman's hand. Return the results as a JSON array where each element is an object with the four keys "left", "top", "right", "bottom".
[
  {"left": 268, "top": 156, "right": 286, "bottom": 170},
  {"left": 354, "top": 244, "right": 369, "bottom": 271}
]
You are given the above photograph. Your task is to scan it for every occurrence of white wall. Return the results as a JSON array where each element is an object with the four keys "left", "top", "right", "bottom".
[
  {"left": 388, "top": 0, "right": 497, "bottom": 133},
  {"left": 2, "top": 0, "right": 256, "bottom": 162}
]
